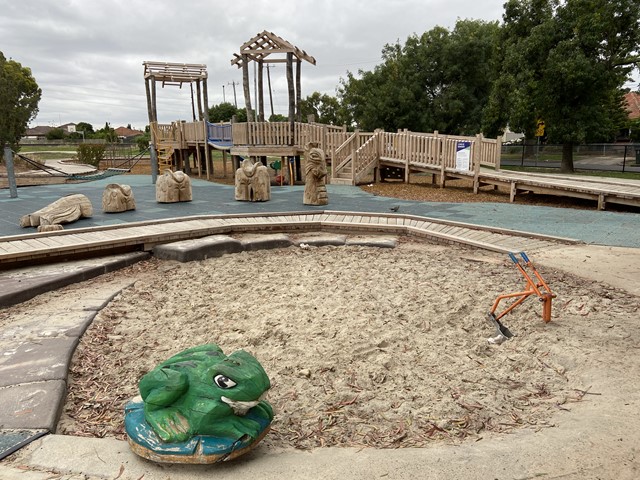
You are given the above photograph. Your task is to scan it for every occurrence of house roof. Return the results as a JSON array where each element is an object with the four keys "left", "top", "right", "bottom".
[
  {"left": 114, "top": 126, "right": 144, "bottom": 137},
  {"left": 24, "top": 126, "right": 53, "bottom": 136},
  {"left": 624, "top": 92, "right": 640, "bottom": 120}
]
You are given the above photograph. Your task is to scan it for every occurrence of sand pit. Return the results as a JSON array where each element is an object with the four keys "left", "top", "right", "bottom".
[{"left": 52, "top": 240, "right": 638, "bottom": 451}]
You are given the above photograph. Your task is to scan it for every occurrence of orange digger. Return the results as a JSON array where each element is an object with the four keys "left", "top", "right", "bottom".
[{"left": 487, "top": 252, "right": 555, "bottom": 341}]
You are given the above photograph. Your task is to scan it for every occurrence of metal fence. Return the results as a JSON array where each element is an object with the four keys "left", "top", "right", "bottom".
[{"left": 501, "top": 143, "right": 640, "bottom": 173}]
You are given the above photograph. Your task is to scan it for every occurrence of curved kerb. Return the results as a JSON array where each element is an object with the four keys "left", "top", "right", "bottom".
[{"left": 0, "top": 210, "right": 582, "bottom": 269}]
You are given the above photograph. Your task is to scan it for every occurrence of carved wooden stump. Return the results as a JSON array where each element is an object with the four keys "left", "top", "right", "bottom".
[
  {"left": 235, "top": 158, "right": 271, "bottom": 202},
  {"left": 303, "top": 145, "right": 328, "bottom": 205},
  {"left": 156, "top": 170, "right": 192, "bottom": 203},
  {"left": 20, "top": 194, "right": 93, "bottom": 228},
  {"left": 102, "top": 183, "right": 136, "bottom": 213}
]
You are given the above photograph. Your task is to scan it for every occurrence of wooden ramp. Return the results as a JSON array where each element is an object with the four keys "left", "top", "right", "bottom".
[
  {"left": 0, "top": 211, "right": 581, "bottom": 269},
  {"left": 476, "top": 169, "right": 640, "bottom": 210}
]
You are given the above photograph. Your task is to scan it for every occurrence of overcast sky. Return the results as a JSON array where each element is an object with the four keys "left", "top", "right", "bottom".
[{"left": 2, "top": 0, "right": 509, "bottom": 130}]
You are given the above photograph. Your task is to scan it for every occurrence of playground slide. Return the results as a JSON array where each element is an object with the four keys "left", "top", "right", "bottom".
[{"left": 207, "top": 139, "right": 233, "bottom": 150}]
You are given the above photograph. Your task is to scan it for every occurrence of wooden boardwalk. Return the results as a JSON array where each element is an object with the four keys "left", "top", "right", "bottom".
[
  {"left": 0, "top": 211, "right": 581, "bottom": 269},
  {"left": 476, "top": 169, "right": 640, "bottom": 210},
  {"left": 381, "top": 158, "right": 640, "bottom": 210}
]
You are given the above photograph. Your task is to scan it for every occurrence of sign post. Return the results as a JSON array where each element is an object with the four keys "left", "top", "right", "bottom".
[{"left": 456, "top": 141, "right": 472, "bottom": 171}]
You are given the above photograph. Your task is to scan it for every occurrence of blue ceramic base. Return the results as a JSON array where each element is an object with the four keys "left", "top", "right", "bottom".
[{"left": 124, "top": 400, "right": 271, "bottom": 463}]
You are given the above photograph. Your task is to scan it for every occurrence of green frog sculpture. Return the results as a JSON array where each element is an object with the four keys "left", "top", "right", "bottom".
[{"left": 125, "top": 344, "right": 273, "bottom": 464}]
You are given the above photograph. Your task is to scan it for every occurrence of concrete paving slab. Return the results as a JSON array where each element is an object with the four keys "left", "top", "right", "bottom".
[
  {"left": 0, "top": 381, "right": 66, "bottom": 430},
  {"left": 0, "top": 337, "right": 78, "bottom": 387},
  {"left": 0, "top": 310, "right": 95, "bottom": 349},
  {"left": 294, "top": 233, "right": 347, "bottom": 247},
  {"left": 238, "top": 233, "right": 292, "bottom": 251},
  {"left": 0, "top": 252, "right": 149, "bottom": 307},
  {"left": 152, "top": 235, "right": 243, "bottom": 262},
  {"left": 345, "top": 235, "right": 398, "bottom": 248}
]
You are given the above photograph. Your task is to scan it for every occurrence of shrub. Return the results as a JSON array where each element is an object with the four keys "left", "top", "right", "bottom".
[{"left": 76, "top": 143, "right": 106, "bottom": 168}]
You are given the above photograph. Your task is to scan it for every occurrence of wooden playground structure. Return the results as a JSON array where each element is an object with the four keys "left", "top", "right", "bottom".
[
  {"left": 143, "top": 31, "right": 502, "bottom": 189},
  {"left": 141, "top": 33, "right": 640, "bottom": 211}
]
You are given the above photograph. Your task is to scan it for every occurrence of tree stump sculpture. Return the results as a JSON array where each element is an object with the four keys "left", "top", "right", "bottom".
[
  {"left": 102, "top": 183, "right": 136, "bottom": 213},
  {"left": 20, "top": 194, "right": 93, "bottom": 228},
  {"left": 303, "top": 145, "right": 328, "bottom": 205},
  {"left": 156, "top": 170, "right": 192, "bottom": 203},
  {"left": 235, "top": 158, "right": 271, "bottom": 202}
]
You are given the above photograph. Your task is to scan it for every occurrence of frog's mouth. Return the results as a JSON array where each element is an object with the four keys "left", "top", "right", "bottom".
[{"left": 221, "top": 393, "right": 266, "bottom": 416}]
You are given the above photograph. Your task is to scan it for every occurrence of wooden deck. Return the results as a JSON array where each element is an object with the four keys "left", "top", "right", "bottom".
[{"left": 0, "top": 211, "right": 581, "bottom": 269}]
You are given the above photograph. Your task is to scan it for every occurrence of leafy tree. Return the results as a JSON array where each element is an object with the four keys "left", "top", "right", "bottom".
[
  {"left": 208, "top": 102, "right": 247, "bottom": 122},
  {"left": 45, "top": 128, "right": 65, "bottom": 140},
  {"left": 95, "top": 122, "right": 117, "bottom": 143},
  {"left": 337, "top": 20, "right": 500, "bottom": 135},
  {"left": 136, "top": 131, "right": 151, "bottom": 152},
  {"left": 75, "top": 122, "right": 94, "bottom": 135},
  {"left": 299, "top": 92, "right": 344, "bottom": 125},
  {"left": 0, "top": 52, "right": 41, "bottom": 150},
  {"left": 268, "top": 113, "right": 288, "bottom": 122},
  {"left": 488, "top": 0, "right": 640, "bottom": 172}
]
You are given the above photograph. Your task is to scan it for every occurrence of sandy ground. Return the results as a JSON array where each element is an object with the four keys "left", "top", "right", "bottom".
[{"left": 26, "top": 238, "right": 635, "bottom": 457}]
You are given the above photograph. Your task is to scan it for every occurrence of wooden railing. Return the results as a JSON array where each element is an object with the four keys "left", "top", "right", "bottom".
[{"left": 207, "top": 123, "right": 233, "bottom": 143}]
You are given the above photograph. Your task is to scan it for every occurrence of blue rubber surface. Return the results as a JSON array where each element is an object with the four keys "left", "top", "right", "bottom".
[{"left": 1, "top": 175, "right": 639, "bottom": 247}]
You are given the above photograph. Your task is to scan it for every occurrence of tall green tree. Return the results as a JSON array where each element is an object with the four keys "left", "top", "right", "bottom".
[
  {"left": 488, "top": 0, "right": 640, "bottom": 172},
  {"left": 208, "top": 102, "right": 246, "bottom": 122},
  {"left": 0, "top": 52, "right": 41, "bottom": 150},
  {"left": 299, "top": 91, "right": 344, "bottom": 125},
  {"left": 75, "top": 122, "right": 94, "bottom": 135},
  {"left": 96, "top": 122, "right": 117, "bottom": 143},
  {"left": 337, "top": 20, "right": 500, "bottom": 135}
]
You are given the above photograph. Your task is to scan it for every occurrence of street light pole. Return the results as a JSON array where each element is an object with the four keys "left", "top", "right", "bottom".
[{"left": 222, "top": 85, "right": 226, "bottom": 103}]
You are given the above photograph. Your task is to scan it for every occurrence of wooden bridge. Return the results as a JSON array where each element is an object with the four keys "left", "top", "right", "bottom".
[{"left": 150, "top": 120, "right": 640, "bottom": 210}]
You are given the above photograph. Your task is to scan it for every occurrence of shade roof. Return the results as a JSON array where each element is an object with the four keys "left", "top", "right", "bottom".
[
  {"left": 231, "top": 30, "right": 316, "bottom": 67},
  {"left": 143, "top": 61, "right": 208, "bottom": 87}
]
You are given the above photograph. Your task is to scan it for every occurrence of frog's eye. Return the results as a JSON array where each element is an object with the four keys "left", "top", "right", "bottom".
[{"left": 214, "top": 374, "right": 237, "bottom": 389}]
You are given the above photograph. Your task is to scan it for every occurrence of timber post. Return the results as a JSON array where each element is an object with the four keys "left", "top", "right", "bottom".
[
  {"left": 242, "top": 55, "right": 253, "bottom": 122},
  {"left": 3, "top": 146, "right": 18, "bottom": 198},
  {"left": 286, "top": 52, "right": 295, "bottom": 145}
]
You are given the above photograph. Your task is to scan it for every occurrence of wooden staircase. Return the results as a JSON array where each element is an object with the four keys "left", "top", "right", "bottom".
[
  {"left": 156, "top": 144, "right": 175, "bottom": 172},
  {"left": 329, "top": 131, "right": 380, "bottom": 185}
]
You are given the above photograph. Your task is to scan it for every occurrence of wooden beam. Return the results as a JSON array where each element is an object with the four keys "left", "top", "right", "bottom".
[
  {"left": 151, "top": 77, "right": 158, "bottom": 123},
  {"left": 258, "top": 61, "right": 265, "bottom": 121},
  {"left": 242, "top": 55, "right": 254, "bottom": 122},
  {"left": 144, "top": 78, "right": 154, "bottom": 125},
  {"left": 295, "top": 58, "right": 302, "bottom": 122},
  {"left": 286, "top": 53, "right": 295, "bottom": 145},
  {"left": 202, "top": 78, "right": 209, "bottom": 121},
  {"left": 196, "top": 80, "right": 203, "bottom": 121}
]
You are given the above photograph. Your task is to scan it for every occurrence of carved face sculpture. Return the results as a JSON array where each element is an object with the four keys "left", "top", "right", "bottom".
[{"left": 139, "top": 344, "right": 273, "bottom": 443}]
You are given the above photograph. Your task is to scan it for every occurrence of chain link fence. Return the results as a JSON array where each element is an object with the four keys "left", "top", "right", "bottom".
[{"left": 501, "top": 143, "right": 640, "bottom": 173}]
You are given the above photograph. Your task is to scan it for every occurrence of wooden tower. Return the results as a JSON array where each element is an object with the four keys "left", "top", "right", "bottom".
[
  {"left": 231, "top": 31, "right": 316, "bottom": 128},
  {"left": 143, "top": 62, "right": 209, "bottom": 124}
]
